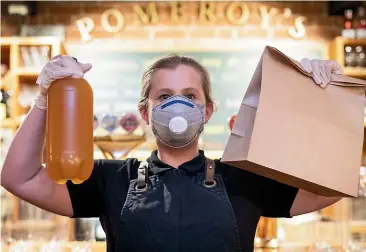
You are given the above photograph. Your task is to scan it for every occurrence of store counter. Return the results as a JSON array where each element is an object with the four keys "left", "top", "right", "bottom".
[{"left": 1, "top": 241, "right": 325, "bottom": 252}]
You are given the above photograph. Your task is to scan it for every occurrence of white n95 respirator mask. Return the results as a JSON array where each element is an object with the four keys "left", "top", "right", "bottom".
[{"left": 151, "top": 95, "right": 204, "bottom": 148}]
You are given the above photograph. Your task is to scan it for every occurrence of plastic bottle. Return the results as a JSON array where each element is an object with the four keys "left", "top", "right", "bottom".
[{"left": 45, "top": 77, "right": 94, "bottom": 184}]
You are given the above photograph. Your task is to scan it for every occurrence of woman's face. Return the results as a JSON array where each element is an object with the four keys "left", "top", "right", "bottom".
[{"left": 139, "top": 64, "right": 214, "bottom": 125}]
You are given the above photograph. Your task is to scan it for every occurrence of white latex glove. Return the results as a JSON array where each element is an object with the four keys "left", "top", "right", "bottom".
[
  {"left": 34, "top": 55, "right": 92, "bottom": 110},
  {"left": 300, "top": 58, "right": 344, "bottom": 88}
]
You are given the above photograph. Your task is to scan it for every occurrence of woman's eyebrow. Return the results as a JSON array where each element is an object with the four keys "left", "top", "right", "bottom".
[
  {"left": 155, "top": 88, "right": 173, "bottom": 94},
  {"left": 182, "top": 87, "right": 199, "bottom": 93}
]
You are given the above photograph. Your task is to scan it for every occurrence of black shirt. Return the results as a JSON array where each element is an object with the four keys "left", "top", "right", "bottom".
[{"left": 67, "top": 150, "right": 298, "bottom": 251}]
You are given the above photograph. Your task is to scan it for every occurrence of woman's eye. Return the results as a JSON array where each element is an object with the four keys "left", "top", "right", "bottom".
[
  {"left": 185, "top": 94, "right": 195, "bottom": 100},
  {"left": 159, "top": 94, "right": 170, "bottom": 100}
]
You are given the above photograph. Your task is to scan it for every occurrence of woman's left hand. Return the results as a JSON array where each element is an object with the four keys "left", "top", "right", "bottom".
[{"left": 300, "top": 58, "right": 344, "bottom": 88}]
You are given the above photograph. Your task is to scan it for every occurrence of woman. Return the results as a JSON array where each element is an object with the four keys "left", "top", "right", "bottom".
[{"left": 1, "top": 55, "right": 344, "bottom": 252}]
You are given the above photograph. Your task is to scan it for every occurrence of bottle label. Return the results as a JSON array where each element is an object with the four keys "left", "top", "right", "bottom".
[
  {"left": 345, "top": 21, "right": 352, "bottom": 29},
  {"left": 357, "top": 29, "right": 366, "bottom": 38},
  {"left": 342, "top": 29, "right": 356, "bottom": 39}
]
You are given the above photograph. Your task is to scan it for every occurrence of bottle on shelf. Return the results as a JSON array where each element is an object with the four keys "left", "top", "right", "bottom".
[
  {"left": 0, "top": 92, "right": 5, "bottom": 120},
  {"left": 0, "top": 88, "right": 10, "bottom": 118},
  {"left": 345, "top": 46, "right": 357, "bottom": 67},
  {"left": 93, "top": 115, "right": 99, "bottom": 131},
  {"left": 95, "top": 220, "right": 106, "bottom": 241},
  {"left": 342, "top": 9, "right": 356, "bottom": 39},
  {"left": 356, "top": 6, "right": 366, "bottom": 38},
  {"left": 1, "top": 64, "right": 8, "bottom": 77},
  {"left": 355, "top": 46, "right": 366, "bottom": 67}
]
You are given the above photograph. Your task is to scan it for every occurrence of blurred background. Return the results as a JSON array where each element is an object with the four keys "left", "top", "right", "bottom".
[{"left": 0, "top": 1, "right": 366, "bottom": 251}]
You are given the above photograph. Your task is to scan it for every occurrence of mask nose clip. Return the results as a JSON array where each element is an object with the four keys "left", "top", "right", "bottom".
[{"left": 169, "top": 116, "right": 188, "bottom": 134}]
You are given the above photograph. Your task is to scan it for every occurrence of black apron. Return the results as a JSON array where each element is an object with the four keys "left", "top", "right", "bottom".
[{"left": 115, "top": 158, "right": 242, "bottom": 252}]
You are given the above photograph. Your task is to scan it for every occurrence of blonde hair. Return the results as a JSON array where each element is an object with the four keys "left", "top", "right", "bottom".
[{"left": 138, "top": 54, "right": 214, "bottom": 110}]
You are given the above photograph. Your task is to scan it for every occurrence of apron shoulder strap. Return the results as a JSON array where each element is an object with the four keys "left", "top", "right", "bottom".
[
  {"left": 204, "top": 158, "right": 216, "bottom": 188},
  {"left": 136, "top": 161, "right": 148, "bottom": 190}
]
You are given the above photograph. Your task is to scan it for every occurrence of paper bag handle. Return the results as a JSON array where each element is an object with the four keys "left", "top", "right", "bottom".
[{"left": 267, "top": 46, "right": 366, "bottom": 88}]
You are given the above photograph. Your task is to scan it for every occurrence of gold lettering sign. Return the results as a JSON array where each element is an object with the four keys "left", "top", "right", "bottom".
[
  {"left": 75, "top": 17, "right": 95, "bottom": 42},
  {"left": 101, "top": 9, "right": 125, "bottom": 33},
  {"left": 226, "top": 2, "right": 249, "bottom": 25},
  {"left": 199, "top": 1, "right": 217, "bottom": 23},
  {"left": 134, "top": 3, "right": 159, "bottom": 25},
  {"left": 283, "top": 8, "right": 292, "bottom": 18},
  {"left": 259, "top": 6, "right": 279, "bottom": 31},
  {"left": 289, "top": 16, "right": 307, "bottom": 39},
  {"left": 170, "top": 2, "right": 185, "bottom": 23},
  {"left": 75, "top": 2, "right": 308, "bottom": 41}
]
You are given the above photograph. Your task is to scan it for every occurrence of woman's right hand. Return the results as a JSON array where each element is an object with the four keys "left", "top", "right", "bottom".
[{"left": 34, "top": 55, "right": 92, "bottom": 110}]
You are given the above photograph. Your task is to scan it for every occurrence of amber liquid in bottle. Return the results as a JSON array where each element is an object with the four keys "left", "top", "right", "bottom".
[{"left": 45, "top": 78, "right": 94, "bottom": 184}]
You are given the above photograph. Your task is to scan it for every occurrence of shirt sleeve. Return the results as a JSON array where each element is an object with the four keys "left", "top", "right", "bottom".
[
  {"left": 254, "top": 174, "right": 299, "bottom": 218},
  {"left": 222, "top": 162, "right": 299, "bottom": 218},
  {"left": 66, "top": 159, "right": 120, "bottom": 218}
]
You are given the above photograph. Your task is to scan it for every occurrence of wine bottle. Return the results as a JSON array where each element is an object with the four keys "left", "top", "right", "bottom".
[
  {"left": 342, "top": 9, "right": 356, "bottom": 38},
  {"left": 355, "top": 46, "right": 366, "bottom": 67},
  {"left": 345, "top": 46, "right": 357, "bottom": 67},
  {"left": 0, "top": 88, "right": 10, "bottom": 118},
  {"left": 356, "top": 6, "right": 366, "bottom": 38}
]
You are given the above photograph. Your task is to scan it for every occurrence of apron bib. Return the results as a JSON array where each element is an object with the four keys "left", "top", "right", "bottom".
[{"left": 115, "top": 159, "right": 242, "bottom": 252}]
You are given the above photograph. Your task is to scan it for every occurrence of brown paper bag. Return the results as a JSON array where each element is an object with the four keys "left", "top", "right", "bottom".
[{"left": 222, "top": 46, "right": 366, "bottom": 197}]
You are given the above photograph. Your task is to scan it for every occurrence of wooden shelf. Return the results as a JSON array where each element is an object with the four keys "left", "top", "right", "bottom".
[
  {"left": 0, "top": 36, "right": 63, "bottom": 46},
  {"left": 350, "top": 220, "right": 366, "bottom": 232},
  {"left": 14, "top": 67, "right": 41, "bottom": 77},
  {"left": 329, "top": 37, "right": 366, "bottom": 79},
  {"left": 344, "top": 67, "right": 366, "bottom": 78},
  {"left": 332, "top": 36, "right": 366, "bottom": 47},
  {"left": 2, "top": 220, "right": 56, "bottom": 230},
  {"left": 0, "top": 36, "right": 62, "bottom": 132},
  {"left": 1, "top": 118, "right": 21, "bottom": 129},
  {"left": 0, "top": 37, "right": 66, "bottom": 241},
  {"left": 339, "top": 37, "right": 366, "bottom": 46}
]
